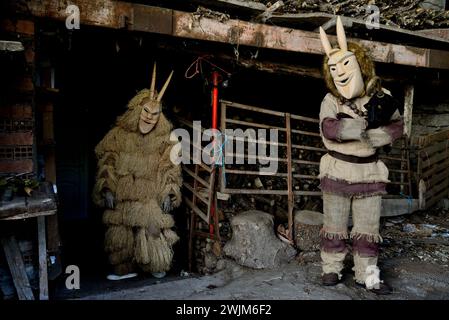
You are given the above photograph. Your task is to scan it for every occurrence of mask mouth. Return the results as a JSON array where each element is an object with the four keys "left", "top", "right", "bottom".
[
  {"left": 140, "top": 115, "right": 157, "bottom": 125},
  {"left": 139, "top": 120, "right": 155, "bottom": 134},
  {"left": 141, "top": 118, "right": 156, "bottom": 124},
  {"left": 335, "top": 72, "right": 353, "bottom": 87}
]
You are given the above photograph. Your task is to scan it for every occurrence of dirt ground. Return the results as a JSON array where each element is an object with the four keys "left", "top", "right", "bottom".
[
  {"left": 56, "top": 257, "right": 449, "bottom": 300},
  {"left": 55, "top": 206, "right": 449, "bottom": 300}
]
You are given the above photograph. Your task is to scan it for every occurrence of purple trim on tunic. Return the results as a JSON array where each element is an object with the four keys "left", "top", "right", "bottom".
[
  {"left": 383, "top": 119, "right": 404, "bottom": 142},
  {"left": 321, "top": 117, "right": 341, "bottom": 141},
  {"left": 319, "top": 177, "right": 387, "bottom": 197},
  {"left": 353, "top": 237, "right": 379, "bottom": 257}
]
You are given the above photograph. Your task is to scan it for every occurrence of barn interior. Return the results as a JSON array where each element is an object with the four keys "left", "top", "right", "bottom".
[{"left": 1, "top": 0, "right": 449, "bottom": 300}]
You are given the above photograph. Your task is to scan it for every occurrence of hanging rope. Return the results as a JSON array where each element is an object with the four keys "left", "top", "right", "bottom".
[{"left": 184, "top": 55, "right": 231, "bottom": 79}]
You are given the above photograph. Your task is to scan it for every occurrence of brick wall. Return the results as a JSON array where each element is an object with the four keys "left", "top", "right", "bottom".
[{"left": 0, "top": 18, "right": 35, "bottom": 175}]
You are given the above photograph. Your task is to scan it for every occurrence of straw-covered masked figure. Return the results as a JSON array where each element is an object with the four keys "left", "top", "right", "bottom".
[{"left": 93, "top": 63, "right": 182, "bottom": 280}]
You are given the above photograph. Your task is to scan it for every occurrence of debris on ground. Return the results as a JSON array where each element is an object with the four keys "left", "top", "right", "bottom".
[{"left": 381, "top": 203, "right": 449, "bottom": 267}]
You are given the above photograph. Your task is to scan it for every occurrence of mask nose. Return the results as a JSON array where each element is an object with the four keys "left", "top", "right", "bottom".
[{"left": 336, "top": 63, "right": 345, "bottom": 77}]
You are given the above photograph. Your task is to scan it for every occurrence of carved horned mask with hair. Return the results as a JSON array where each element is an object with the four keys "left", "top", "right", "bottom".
[
  {"left": 138, "top": 62, "right": 173, "bottom": 134},
  {"left": 320, "top": 17, "right": 364, "bottom": 100}
]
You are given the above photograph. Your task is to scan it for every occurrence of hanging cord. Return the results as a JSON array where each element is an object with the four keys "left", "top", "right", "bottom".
[
  {"left": 399, "top": 192, "right": 414, "bottom": 213},
  {"left": 184, "top": 55, "right": 231, "bottom": 79}
]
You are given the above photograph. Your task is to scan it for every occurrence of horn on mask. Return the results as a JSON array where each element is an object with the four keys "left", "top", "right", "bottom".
[
  {"left": 150, "top": 62, "right": 157, "bottom": 100},
  {"left": 336, "top": 16, "right": 348, "bottom": 52},
  {"left": 319, "top": 26, "right": 332, "bottom": 57},
  {"left": 157, "top": 70, "right": 174, "bottom": 102}
]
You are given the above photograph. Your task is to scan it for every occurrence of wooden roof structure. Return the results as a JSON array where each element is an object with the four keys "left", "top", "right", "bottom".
[{"left": 18, "top": 0, "right": 449, "bottom": 71}]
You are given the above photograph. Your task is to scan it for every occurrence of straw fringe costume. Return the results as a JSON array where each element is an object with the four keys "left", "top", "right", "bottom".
[
  {"left": 318, "top": 19, "right": 403, "bottom": 290},
  {"left": 93, "top": 77, "right": 182, "bottom": 276}
]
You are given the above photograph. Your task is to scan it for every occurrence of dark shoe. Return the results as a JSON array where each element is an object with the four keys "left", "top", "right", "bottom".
[
  {"left": 322, "top": 273, "right": 340, "bottom": 286},
  {"left": 368, "top": 282, "right": 392, "bottom": 295},
  {"left": 356, "top": 282, "right": 393, "bottom": 295}
]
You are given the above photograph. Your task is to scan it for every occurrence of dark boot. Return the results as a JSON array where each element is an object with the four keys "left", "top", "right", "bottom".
[
  {"left": 356, "top": 281, "right": 393, "bottom": 295},
  {"left": 322, "top": 273, "right": 340, "bottom": 286}
]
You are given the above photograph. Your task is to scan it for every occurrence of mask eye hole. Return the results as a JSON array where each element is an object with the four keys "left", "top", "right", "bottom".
[
  {"left": 344, "top": 60, "right": 349, "bottom": 66},
  {"left": 330, "top": 66, "right": 336, "bottom": 72}
]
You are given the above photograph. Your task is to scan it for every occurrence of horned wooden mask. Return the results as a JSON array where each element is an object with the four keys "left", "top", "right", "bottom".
[
  {"left": 139, "top": 62, "right": 173, "bottom": 134},
  {"left": 320, "top": 17, "right": 364, "bottom": 100}
]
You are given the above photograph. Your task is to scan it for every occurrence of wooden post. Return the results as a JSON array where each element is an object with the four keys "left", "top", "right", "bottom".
[
  {"left": 403, "top": 84, "right": 414, "bottom": 138},
  {"left": 37, "top": 216, "right": 49, "bottom": 300},
  {"left": 286, "top": 113, "right": 294, "bottom": 241},
  {"left": 188, "top": 165, "right": 200, "bottom": 272},
  {"left": 1, "top": 235, "right": 35, "bottom": 300}
]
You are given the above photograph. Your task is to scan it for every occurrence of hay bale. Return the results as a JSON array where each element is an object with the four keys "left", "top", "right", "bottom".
[
  {"left": 224, "top": 210, "right": 296, "bottom": 269},
  {"left": 294, "top": 210, "right": 323, "bottom": 252}
]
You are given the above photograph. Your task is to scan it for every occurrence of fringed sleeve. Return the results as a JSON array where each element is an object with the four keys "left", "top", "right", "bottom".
[{"left": 92, "top": 128, "right": 120, "bottom": 207}]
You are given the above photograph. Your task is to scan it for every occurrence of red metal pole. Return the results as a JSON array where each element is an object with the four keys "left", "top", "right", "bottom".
[
  {"left": 212, "top": 71, "right": 219, "bottom": 130},
  {"left": 209, "top": 71, "right": 219, "bottom": 237}
]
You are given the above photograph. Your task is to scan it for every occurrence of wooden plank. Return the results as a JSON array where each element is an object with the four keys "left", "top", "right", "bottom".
[
  {"left": 222, "top": 100, "right": 285, "bottom": 117},
  {"left": 237, "top": 58, "right": 321, "bottom": 78},
  {"left": 222, "top": 188, "right": 288, "bottom": 195},
  {"left": 286, "top": 113, "right": 294, "bottom": 240},
  {"left": 421, "top": 158, "right": 449, "bottom": 179},
  {"left": 290, "top": 114, "right": 320, "bottom": 123},
  {"left": 183, "top": 166, "right": 210, "bottom": 188},
  {"left": 188, "top": 165, "right": 200, "bottom": 271},
  {"left": 378, "top": 155, "right": 406, "bottom": 162},
  {"left": 225, "top": 168, "right": 287, "bottom": 177},
  {"left": 172, "top": 10, "right": 449, "bottom": 69},
  {"left": 219, "top": 103, "right": 227, "bottom": 193},
  {"left": 291, "top": 129, "right": 320, "bottom": 137},
  {"left": 426, "top": 188, "right": 449, "bottom": 208},
  {"left": 292, "top": 159, "right": 320, "bottom": 166},
  {"left": 415, "top": 128, "right": 449, "bottom": 148},
  {"left": 425, "top": 176, "right": 449, "bottom": 200},
  {"left": 293, "top": 174, "right": 319, "bottom": 180},
  {"left": 422, "top": 166, "right": 449, "bottom": 184},
  {"left": 37, "top": 216, "right": 48, "bottom": 300},
  {"left": 183, "top": 182, "right": 209, "bottom": 205},
  {"left": 1, "top": 235, "right": 34, "bottom": 300},
  {"left": 25, "top": 0, "right": 449, "bottom": 69},
  {"left": 0, "top": 40, "right": 24, "bottom": 52},
  {"left": 225, "top": 135, "right": 288, "bottom": 148},
  {"left": 421, "top": 150, "right": 449, "bottom": 169},
  {"left": 221, "top": 188, "right": 322, "bottom": 196},
  {"left": 292, "top": 144, "right": 327, "bottom": 152},
  {"left": 272, "top": 12, "right": 449, "bottom": 48},
  {"left": 419, "top": 179, "right": 426, "bottom": 209},
  {"left": 403, "top": 85, "right": 414, "bottom": 138},
  {"left": 293, "top": 190, "right": 322, "bottom": 196},
  {"left": 0, "top": 210, "right": 56, "bottom": 221},
  {"left": 184, "top": 196, "right": 208, "bottom": 222},
  {"left": 419, "top": 139, "right": 449, "bottom": 157},
  {"left": 226, "top": 119, "right": 285, "bottom": 131}
]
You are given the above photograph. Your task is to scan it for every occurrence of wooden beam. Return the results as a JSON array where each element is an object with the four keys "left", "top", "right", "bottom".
[
  {"left": 25, "top": 0, "right": 449, "bottom": 69},
  {"left": 0, "top": 40, "right": 24, "bottom": 52}
]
